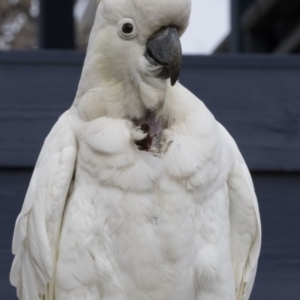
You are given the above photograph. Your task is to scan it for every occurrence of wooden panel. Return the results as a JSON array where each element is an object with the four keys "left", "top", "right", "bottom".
[
  {"left": 181, "top": 56, "right": 300, "bottom": 171},
  {"left": 1, "top": 52, "right": 300, "bottom": 171},
  {"left": 0, "top": 52, "right": 82, "bottom": 167},
  {"left": 1, "top": 170, "right": 299, "bottom": 299},
  {"left": 251, "top": 173, "right": 300, "bottom": 300}
]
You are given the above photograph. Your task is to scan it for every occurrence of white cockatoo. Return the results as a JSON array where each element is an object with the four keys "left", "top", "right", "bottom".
[{"left": 10, "top": 0, "right": 261, "bottom": 300}]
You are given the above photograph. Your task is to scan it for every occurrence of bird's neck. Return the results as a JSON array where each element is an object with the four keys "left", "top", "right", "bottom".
[{"left": 73, "top": 61, "right": 168, "bottom": 122}]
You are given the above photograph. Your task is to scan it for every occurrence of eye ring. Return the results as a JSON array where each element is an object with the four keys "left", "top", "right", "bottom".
[{"left": 118, "top": 18, "right": 137, "bottom": 40}]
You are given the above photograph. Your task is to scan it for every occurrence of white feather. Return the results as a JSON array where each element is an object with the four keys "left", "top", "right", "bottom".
[
  {"left": 220, "top": 124, "right": 261, "bottom": 300},
  {"left": 10, "top": 111, "right": 78, "bottom": 299}
]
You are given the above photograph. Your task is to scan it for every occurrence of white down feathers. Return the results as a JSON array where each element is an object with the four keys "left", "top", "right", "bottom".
[
  {"left": 10, "top": 0, "right": 261, "bottom": 299},
  {"left": 10, "top": 87, "right": 261, "bottom": 300}
]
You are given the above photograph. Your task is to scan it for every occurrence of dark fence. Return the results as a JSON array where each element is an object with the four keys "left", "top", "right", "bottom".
[{"left": 1, "top": 51, "right": 299, "bottom": 299}]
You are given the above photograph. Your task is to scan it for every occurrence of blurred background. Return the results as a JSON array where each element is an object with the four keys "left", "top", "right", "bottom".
[
  {"left": 3, "top": 0, "right": 300, "bottom": 54},
  {"left": 0, "top": 0, "right": 300, "bottom": 299},
  {"left": 0, "top": 0, "right": 231, "bottom": 53}
]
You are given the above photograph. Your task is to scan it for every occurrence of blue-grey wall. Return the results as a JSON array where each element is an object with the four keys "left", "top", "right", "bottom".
[{"left": 1, "top": 51, "right": 299, "bottom": 300}]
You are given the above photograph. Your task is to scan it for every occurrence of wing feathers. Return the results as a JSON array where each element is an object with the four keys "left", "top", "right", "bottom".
[
  {"left": 10, "top": 111, "right": 78, "bottom": 300},
  {"left": 220, "top": 124, "right": 261, "bottom": 300},
  {"left": 228, "top": 160, "right": 261, "bottom": 300}
]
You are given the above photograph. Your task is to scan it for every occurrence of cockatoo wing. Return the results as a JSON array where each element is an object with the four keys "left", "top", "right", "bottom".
[
  {"left": 221, "top": 125, "right": 262, "bottom": 300},
  {"left": 10, "top": 111, "right": 77, "bottom": 300}
]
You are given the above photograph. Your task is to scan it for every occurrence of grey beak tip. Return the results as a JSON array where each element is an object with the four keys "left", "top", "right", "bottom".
[
  {"left": 146, "top": 26, "right": 182, "bottom": 85},
  {"left": 171, "top": 78, "right": 177, "bottom": 86}
]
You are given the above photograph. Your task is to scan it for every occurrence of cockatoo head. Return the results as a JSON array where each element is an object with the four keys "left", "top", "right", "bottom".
[{"left": 75, "top": 0, "right": 191, "bottom": 120}]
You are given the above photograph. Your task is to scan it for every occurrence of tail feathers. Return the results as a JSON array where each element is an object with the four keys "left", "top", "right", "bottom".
[
  {"left": 10, "top": 207, "right": 52, "bottom": 299},
  {"left": 11, "top": 249, "right": 49, "bottom": 300}
]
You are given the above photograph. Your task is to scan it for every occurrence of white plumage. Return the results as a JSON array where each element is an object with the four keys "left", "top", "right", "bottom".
[{"left": 10, "top": 0, "right": 261, "bottom": 299}]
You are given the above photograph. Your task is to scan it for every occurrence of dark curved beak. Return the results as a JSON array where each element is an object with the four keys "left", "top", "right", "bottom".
[{"left": 146, "top": 26, "right": 182, "bottom": 86}]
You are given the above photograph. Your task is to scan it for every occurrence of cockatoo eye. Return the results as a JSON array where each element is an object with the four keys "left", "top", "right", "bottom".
[
  {"left": 118, "top": 18, "right": 137, "bottom": 39},
  {"left": 122, "top": 23, "right": 133, "bottom": 34}
]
